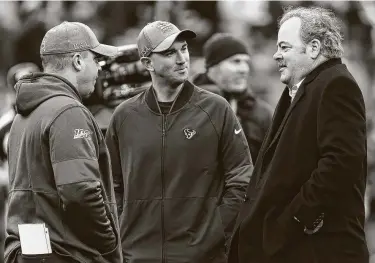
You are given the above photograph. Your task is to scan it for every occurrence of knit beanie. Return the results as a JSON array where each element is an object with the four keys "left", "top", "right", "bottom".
[{"left": 203, "top": 33, "right": 249, "bottom": 69}]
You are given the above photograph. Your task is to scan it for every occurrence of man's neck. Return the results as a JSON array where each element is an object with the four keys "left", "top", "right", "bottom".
[
  {"left": 288, "top": 56, "right": 329, "bottom": 88},
  {"left": 310, "top": 56, "right": 329, "bottom": 73},
  {"left": 152, "top": 78, "right": 184, "bottom": 102},
  {"left": 44, "top": 69, "right": 78, "bottom": 88}
]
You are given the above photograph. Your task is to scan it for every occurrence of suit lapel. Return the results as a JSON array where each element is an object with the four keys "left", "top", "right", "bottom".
[
  {"left": 265, "top": 83, "right": 306, "bottom": 153},
  {"left": 256, "top": 59, "right": 343, "bottom": 171},
  {"left": 262, "top": 59, "right": 343, "bottom": 156},
  {"left": 260, "top": 87, "right": 289, "bottom": 153}
]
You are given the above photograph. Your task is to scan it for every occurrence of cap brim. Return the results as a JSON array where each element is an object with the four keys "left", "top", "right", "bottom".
[
  {"left": 91, "top": 43, "right": 119, "bottom": 57},
  {"left": 153, "top": 30, "right": 196, "bottom": 53}
]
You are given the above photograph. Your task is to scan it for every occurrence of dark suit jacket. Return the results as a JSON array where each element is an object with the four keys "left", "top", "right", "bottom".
[{"left": 228, "top": 58, "right": 369, "bottom": 263}]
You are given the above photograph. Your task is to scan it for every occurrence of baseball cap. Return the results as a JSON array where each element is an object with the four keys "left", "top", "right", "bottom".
[
  {"left": 40, "top": 21, "right": 118, "bottom": 57},
  {"left": 137, "top": 21, "right": 196, "bottom": 57}
]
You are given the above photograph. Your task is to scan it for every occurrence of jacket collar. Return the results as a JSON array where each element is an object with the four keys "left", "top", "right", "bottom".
[
  {"left": 263, "top": 58, "right": 342, "bottom": 155},
  {"left": 303, "top": 58, "right": 342, "bottom": 86},
  {"left": 288, "top": 58, "right": 342, "bottom": 109},
  {"left": 145, "top": 80, "right": 195, "bottom": 114}
]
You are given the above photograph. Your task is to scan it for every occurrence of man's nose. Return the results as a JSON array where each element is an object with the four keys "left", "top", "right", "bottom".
[
  {"left": 273, "top": 50, "right": 282, "bottom": 61},
  {"left": 238, "top": 62, "right": 250, "bottom": 74},
  {"left": 176, "top": 51, "right": 186, "bottom": 64}
]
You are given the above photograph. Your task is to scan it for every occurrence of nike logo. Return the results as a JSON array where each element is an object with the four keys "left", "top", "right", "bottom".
[{"left": 235, "top": 129, "right": 242, "bottom": 134}]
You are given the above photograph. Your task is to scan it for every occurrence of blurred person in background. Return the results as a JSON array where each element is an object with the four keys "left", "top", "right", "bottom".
[
  {"left": 106, "top": 21, "right": 253, "bottom": 263},
  {"left": 366, "top": 118, "right": 375, "bottom": 221},
  {"left": 175, "top": 1, "right": 218, "bottom": 57},
  {"left": 5, "top": 21, "right": 122, "bottom": 263},
  {"left": 228, "top": 6, "right": 368, "bottom": 263},
  {"left": 174, "top": 1, "right": 218, "bottom": 78},
  {"left": 0, "top": 62, "right": 39, "bottom": 260},
  {"left": 13, "top": 1, "right": 49, "bottom": 69},
  {"left": 0, "top": 62, "right": 40, "bottom": 163},
  {"left": 109, "top": 2, "right": 155, "bottom": 47},
  {"left": 0, "top": 171, "right": 6, "bottom": 260},
  {"left": 193, "top": 33, "right": 273, "bottom": 163},
  {"left": 0, "top": 1, "right": 19, "bottom": 82}
]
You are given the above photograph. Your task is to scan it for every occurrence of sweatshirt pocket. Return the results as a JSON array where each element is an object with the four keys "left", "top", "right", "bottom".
[
  {"left": 119, "top": 199, "right": 163, "bottom": 262},
  {"left": 164, "top": 197, "right": 226, "bottom": 261}
]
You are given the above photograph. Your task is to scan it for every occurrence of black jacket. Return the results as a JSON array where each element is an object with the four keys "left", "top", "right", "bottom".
[
  {"left": 5, "top": 73, "right": 122, "bottom": 263},
  {"left": 192, "top": 73, "right": 272, "bottom": 163},
  {"left": 106, "top": 81, "right": 253, "bottom": 263},
  {"left": 228, "top": 59, "right": 369, "bottom": 263}
]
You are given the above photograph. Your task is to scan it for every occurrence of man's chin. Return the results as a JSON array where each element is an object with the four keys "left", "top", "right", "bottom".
[
  {"left": 81, "top": 89, "right": 95, "bottom": 99},
  {"left": 279, "top": 71, "right": 289, "bottom": 84},
  {"left": 225, "top": 84, "right": 247, "bottom": 94},
  {"left": 280, "top": 76, "right": 289, "bottom": 85},
  {"left": 81, "top": 93, "right": 92, "bottom": 99}
]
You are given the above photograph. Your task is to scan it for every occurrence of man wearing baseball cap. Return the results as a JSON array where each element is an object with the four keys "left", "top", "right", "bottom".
[
  {"left": 193, "top": 33, "right": 273, "bottom": 163},
  {"left": 5, "top": 21, "right": 122, "bottom": 263},
  {"left": 106, "top": 21, "right": 253, "bottom": 262}
]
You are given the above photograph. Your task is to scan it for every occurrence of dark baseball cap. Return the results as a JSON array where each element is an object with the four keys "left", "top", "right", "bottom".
[
  {"left": 137, "top": 21, "right": 196, "bottom": 57},
  {"left": 203, "top": 33, "right": 249, "bottom": 68},
  {"left": 40, "top": 21, "right": 118, "bottom": 57}
]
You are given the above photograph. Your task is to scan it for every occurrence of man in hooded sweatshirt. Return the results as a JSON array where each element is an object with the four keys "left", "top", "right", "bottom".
[
  {"left": 193, "top": 33, "right": 273, "bottom": 162},
  {"left": 4, "top": 21, "right": 122, "bottom": 263}
]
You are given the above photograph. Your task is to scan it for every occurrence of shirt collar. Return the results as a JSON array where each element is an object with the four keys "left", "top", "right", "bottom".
[{"left": 288, "top": 78, "right": 305, "bottom": 101}]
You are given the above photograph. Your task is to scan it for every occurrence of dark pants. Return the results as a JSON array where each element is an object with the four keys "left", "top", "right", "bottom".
[{"left": 15, "top": 253, "right": 70, "bottom": 263}]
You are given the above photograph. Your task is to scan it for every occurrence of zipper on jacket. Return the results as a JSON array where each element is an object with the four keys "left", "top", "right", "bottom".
[
  {"left": 161, "top": 114, "right": 166, "bottom": 263},
  {"left": 152, "top": 86, "right": 182, "bottom": 263}
]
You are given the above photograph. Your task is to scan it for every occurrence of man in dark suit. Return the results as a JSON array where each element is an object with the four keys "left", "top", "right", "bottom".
[{"left": 228, "top": 6, "right": 369, "bottom": 263}]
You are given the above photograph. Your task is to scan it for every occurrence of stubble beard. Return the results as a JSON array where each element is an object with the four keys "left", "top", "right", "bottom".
[{"left": 161, "top": 70, "right": 188, "bottom": 89}]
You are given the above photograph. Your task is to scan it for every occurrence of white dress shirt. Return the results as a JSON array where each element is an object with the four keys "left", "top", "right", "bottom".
[{"left": 289, "top": 78, "right": 305, "bottom": 102}]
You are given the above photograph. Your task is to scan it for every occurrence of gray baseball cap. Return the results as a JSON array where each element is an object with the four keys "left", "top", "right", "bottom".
[
  {"left": 40, "top": 21, "right": 118, "bottom": 57},
  {"left": 137, "top": 21, "right": 196, "bottom": 57}
]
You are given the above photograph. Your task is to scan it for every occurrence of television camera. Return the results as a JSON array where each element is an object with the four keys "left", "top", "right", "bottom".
[
  {"left": 85, "top": 44, "right": 151, "bottom": 108},
  {"left": 83, "top": 44, "right": 151, "bottom": 134}
]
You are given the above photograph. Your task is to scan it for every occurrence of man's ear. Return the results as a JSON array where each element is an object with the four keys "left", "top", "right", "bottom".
[
  {"left": 140, "top": 57, "right": 154, "bottom": 72},
  {"left": 72, "top": 53, "right": 83, "bottom": 71},
  {"left": 307, "top": 39, "right": 321, "bottom": 59}
]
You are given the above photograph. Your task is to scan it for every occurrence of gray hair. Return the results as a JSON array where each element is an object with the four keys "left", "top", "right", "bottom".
[
  {"left": 279, "top": 6, "right": 344, "bottom": 58},
  {"left": 41, "top": 51, "right": 89, "bottom": 72}
]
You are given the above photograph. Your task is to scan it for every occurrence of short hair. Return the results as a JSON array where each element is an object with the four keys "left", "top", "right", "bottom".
[
  {"left": 41, "top": 50, "right": 89, "bottom": 72},
  {"left": 279, "top": 6, "right": 344, "bottom": 58}
]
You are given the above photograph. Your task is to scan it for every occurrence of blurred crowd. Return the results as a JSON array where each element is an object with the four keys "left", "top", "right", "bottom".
[
  {"left": 1, "top": 0, "right": 375, "bottom": 260},
  {"left": 0, "top": 1, "right": 374, "bottom": 106}
]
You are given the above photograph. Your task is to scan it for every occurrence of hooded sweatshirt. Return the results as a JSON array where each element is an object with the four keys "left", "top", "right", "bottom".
[{"left": 4, "top": 73, "right": 122, "bottom": 263}]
